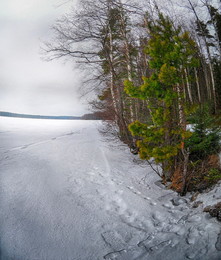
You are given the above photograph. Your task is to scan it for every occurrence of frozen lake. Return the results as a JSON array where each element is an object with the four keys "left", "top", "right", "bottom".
[{"left": 0, "top": 117, "right": 221, "bottom": 260}]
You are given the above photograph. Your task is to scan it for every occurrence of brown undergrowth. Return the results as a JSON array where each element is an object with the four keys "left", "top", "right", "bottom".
[{"left": 170, "top": 154, "right": 221, "bottom": 193}]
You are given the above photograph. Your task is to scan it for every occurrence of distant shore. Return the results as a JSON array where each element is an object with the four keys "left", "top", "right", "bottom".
[{"left": 0, "top": 111, "right": 82, "bottom": 120}]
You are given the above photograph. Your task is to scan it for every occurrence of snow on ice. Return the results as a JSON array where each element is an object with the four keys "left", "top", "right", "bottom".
[{"left": 0, "top": 117, "right": 221, "bottom": 260}]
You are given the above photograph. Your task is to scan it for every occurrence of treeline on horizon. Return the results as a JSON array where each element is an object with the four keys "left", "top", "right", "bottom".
[
  {"left": 44, "top": 0, "right": 221, "bottom": 195},
  {"left": 0, "top": 111, "right": 101, "bottom": 120}
]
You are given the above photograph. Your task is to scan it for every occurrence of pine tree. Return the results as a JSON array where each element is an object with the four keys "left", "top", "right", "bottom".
[{"left": 125, "top": 13, "right": 199, "bottom": 193}]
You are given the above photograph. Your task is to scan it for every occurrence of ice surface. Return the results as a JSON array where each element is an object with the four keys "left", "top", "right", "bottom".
[{"left": 0, "top": 117, "right": 221, "bottom": 260}]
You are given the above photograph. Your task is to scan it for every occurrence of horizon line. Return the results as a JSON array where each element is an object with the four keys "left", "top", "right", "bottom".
[{"left": 0, "top": 111, "right": 83, "bottom": 120}]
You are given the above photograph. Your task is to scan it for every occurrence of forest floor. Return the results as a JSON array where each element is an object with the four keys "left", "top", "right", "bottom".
[{"left": 0, "top": 117, "right": 221, "bottom": 260}]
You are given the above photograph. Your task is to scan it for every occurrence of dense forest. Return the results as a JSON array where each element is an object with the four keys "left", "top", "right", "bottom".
[{"left": 45, "top": 0, "right": 221, "bottom": 195}]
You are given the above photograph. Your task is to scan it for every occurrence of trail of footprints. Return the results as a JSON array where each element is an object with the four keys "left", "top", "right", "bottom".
[
  {"left": 97, "top": 175, "right": 211, "bottom": 259},
  {"left": 66, "top": 165, "right": 212, "bottom": 260}
]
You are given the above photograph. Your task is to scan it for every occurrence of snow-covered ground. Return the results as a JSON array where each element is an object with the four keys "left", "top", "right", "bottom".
[{"left": 0, "top": 117, "right": 221, "bottom": 260}]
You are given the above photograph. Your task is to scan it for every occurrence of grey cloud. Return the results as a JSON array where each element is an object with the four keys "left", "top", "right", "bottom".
[{"left": 0, "top": 0, "right": 87, "bottom": 116}]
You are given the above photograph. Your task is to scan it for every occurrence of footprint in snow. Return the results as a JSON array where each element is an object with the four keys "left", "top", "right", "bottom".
[
  {"left": 138, "top": 233, "right": 155, "bottom": 248},
  {"left": 138, "top": 232, "right": 172, "bottom": 254},
  {"left": 187, "top": 214, "right": 202, "bottom": 223},
  {"left": 216, "top": 232, "right": 221, "bottom": 251},
  {"left": 103, "top": 249, "right": 127, "bottom": 260},
  {"left": 127, "top": 186, "right": 141, "bottom": 195},
  {"left": 111, "top": 178, "right": 123, "bottom": 185},
  {"left": 120, "top": 213, "right": 151, "bottom": 234},
  {"left": 99, "top": 173, "right": 105, "bottom": 178},
  {"left": 149, "top": 239, "right": 172, "bottom": 253},
  {"left": 101, "top": 230, "right": 127, "bottom": 250},
  {"left": 185, "top": 243, "right": 209, "bottom": 259},
  {"left": 162, "top": 202, "right": 174, "bottom": 209},
  {"left": 186, "top": 227, "right": 199, "bottom": 245},
  {"left": 151, "top": 212, "right": 165, "bottom": 222},
  {"left": 112, "top": 196, "right": 128, "bottom": 215},
  {"left": 150, "top": 201, "right": 157, "bottom": 206},
  {"left": 126, "top": 186, "right": 151, "bottom": 201},
  {"left": 121, "top": 209, "right": 138, "bottom": 223}
]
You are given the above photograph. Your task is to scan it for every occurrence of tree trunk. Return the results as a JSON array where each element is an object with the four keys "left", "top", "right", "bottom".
[
  {"left": 176, "top": 82, "right": 189, "bottom": 195},
  {"left": 194, "top": 68, "right": 201, "bottom": 103},
  {"left": 184, "top": 68, "right": 193, "bottom": 104},
  {"left": 118, "top": 1, "right": 135, "bottom": 123}
]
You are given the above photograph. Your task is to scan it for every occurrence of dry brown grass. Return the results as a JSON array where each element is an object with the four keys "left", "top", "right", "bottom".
[
  {"left": 170, "top": 154, "right": 221, "bottom": 193},
  {"left": 170, "top": 166, "right": 183, "bottom": 193}
]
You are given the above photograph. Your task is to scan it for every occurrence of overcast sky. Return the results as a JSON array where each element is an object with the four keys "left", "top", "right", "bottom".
[{"left": 0, "top": 0, "right": 88, "bottom": 116}]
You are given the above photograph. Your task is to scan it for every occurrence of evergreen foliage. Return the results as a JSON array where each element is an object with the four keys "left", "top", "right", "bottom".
[
  {"left": 125, "top": 14, "right": 198, "bottom": 183},
  {"left": 186, "top": 105, "right": 221, "bottom": 161}
]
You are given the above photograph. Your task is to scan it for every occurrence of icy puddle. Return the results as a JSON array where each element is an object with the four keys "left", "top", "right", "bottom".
[{"left": 0, "top": 117, "right": 221, "bottom": 260}]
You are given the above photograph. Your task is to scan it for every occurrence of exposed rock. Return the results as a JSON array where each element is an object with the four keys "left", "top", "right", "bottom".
[
  {"left": 203, "top": 206, "right": 212, "bottom": 213},
  {"left": 203, "top": 202, "right": 221, "bottom": 221},
  {"left": 192, "top": 201, "right": 203, "bottom": 208},
  {"left": 218, "top": 211, "right": 221, "bottom": 221}
]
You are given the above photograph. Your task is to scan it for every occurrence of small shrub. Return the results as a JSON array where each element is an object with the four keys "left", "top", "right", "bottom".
[
  {"left": 186, "top": 105, "right": 221, "bottom": 161},
  {"left": 204, "top": 168, "right": 221, "bottom": 182},
  {"left": 176, "top": 105, "right": 221, "bottom": 193}
]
